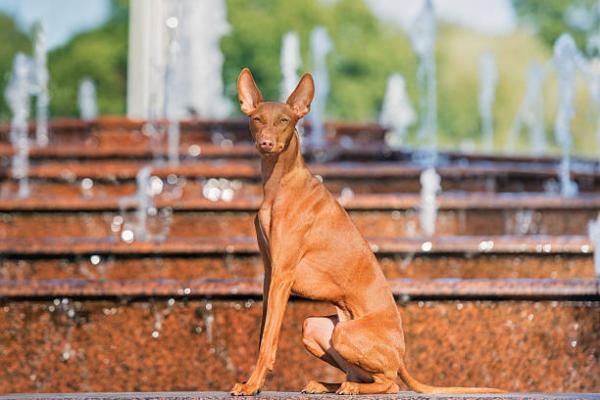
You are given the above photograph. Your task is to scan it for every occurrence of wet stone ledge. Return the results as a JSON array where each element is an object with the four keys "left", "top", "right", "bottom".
[{"left": 1, "top": 391, "right": 600, "bottom": 400}]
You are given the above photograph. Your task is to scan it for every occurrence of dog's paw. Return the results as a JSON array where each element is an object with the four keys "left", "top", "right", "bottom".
[
  {"left": 230, "top": 382, "right": 260, "bottom": 396},
  {"left": 301, "top": 380, "right": 330, "bottom": 394},
  {"left": 336, "top": 381, "right": 360, "bottom": 395}
]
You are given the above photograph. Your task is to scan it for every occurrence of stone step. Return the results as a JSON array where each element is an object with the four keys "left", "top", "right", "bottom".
[
  {"left": 0, "top": 118, "right": 386, "bottom": 148},
  {"left": 3, "top": 194, "right": 600, "bottom": 238},
  {"left": 1, "top": 277, "right": 597, "bottom": 299},
  {"left": 0, "top": 235, "right": 590, "bottom": 255},
  {"left": 2, "top": 391, "right": 600, "bottom": 400},
  {"left": 0, "top": 236, "right": 594, "bottom": 281},
  {"left": 1, "top": 254, "right": 593, "bottom": 281},
  {"left": 0, "top": 117, "right": 596, "bottom": 168},
  {"left": 3, "top": 160, "right": 599, "bottom": 194},
  {"left": 1, "top": 297, "right": 598, "bottom": 393}
]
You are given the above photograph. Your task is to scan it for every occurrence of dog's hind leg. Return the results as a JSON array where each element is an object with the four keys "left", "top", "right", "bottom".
[
  {"left": 301, "top": 315, "right": 372, "bottom": 393},
  {"left": 331, "top": 311, "right": 403, "bottom": 395}
]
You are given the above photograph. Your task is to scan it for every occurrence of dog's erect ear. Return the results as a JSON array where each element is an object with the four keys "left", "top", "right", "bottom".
[
  {"left": 286, "top": 73, "right": 315, "bottom": 118},
  {"left": 238, "top": 68, "right": 263, "bottom": 115}
]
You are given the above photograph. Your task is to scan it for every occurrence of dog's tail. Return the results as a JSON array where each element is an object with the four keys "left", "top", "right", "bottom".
[{"left": 397, "top": 360, "right": 506, "bottom": 394}]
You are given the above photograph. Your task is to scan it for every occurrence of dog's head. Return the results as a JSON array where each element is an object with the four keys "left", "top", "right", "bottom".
[{"left": 237, "top": 68, "right": 314, "bottom": 156}]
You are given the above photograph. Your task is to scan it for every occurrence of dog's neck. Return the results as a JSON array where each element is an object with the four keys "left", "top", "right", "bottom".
[{"left": 260, "top": 130, "right": 306, "bottom": 203}]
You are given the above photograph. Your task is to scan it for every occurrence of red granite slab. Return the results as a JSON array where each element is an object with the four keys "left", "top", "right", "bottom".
[
  {"left": 0, "top": 277, "right": 597, "bottom": 299},
  {"left": 1, "top": 253, "right": 592, "bottom": 281},
  {"left": 0, "top": 300, "right": 598, "bottom": 393}
]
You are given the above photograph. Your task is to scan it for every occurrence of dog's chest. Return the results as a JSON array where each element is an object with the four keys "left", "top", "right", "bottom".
[{"left": 257, "top": 207, "right": 271, "bottom": 241}]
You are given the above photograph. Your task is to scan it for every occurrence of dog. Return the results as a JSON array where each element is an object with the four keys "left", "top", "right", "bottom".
[{"left": 230, "top": 68, "right": 504, "bottom": 395}]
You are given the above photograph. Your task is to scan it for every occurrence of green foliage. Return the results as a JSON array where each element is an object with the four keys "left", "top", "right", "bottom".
[
  {"left": 0, "top": 13, "right": 32, "bottom": 120},
  {"left": 222, "top": 0, "right": 418, "bottom": 121},
  {"left": 48, "top": 1, "right": 129, "bottom": 116},
  {"left": 511, "top": 0, "right": 597, "bottom": 51}
]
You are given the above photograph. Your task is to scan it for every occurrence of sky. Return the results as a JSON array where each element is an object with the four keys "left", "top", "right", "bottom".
[
  {"left": 0, "top": 0, "right": 110, "bottom": 49},
  {"left": 365, "top": 0, "right": 517, "bottom": 36},
  {"left": 0, "top": 0, "right": 517, "bottom": 50}
]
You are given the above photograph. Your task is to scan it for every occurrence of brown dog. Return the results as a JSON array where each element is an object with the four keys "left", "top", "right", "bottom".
[{"left": 230, "top": 68, "right": 504, "bottom": 395}]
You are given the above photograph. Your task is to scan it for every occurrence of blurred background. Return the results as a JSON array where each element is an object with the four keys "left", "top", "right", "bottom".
[
  {"left": 1, "top": 0, "right": 600, "bottom": 155},
  {"left": 2, "top": 1, "right": 600, "bottom": 395}
]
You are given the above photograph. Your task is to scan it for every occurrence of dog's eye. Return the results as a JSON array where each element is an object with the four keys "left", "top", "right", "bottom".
[
  {"left": 279, "top": 117, "right": 290, "bottom": 124},
  {"left": 253, "top": 117, "right": 263, "bottom": 124}
]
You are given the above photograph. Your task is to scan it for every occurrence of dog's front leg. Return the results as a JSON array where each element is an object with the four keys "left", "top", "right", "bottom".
[{"left": 231, "top": 270, "right": 293, "bottom": 396}]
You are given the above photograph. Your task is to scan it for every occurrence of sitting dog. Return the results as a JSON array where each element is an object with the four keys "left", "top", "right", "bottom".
[{"left": 230, "top": 68, "right": 504, "bottom": 395}]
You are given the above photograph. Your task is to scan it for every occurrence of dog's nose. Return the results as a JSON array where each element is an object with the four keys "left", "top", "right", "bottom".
[{"left": 259, "top": 139, "right": 274, "bottom": 151}]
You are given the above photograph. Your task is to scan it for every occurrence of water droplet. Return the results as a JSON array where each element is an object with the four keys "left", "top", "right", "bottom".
[
  {"left": 167, "top": 298, "right": 175, "bottom": 307},
  {"left": 221, "top": 188, "right": 234, "bottom": 202},
  {"left": 167, "top": 174, "right": 178, "bottom": 185},
  {"left": 205, "top": 303, "right": 213, "bottom": 311},
  {"left": 152, "top": 330, "right": 160, "bottom": 338},
  {"left": 478, "top": 240, "right": 494, "bottom": 252},
  {"left": 166, "top": 16, "right": 178, "bottom": 29},
  {"left": 183, "top": 287, "right": 191, "bottom": 295},
  {"left": 456, "top": 303, "right": 464, "bottom": 310},
  {"left": 581, "top": 244, "right": 590, "bottom": 253},
  {"left": 121, "top": 229, "right": 134, "bottom": 243},
  {"left": 81, "top": 178, "right": 94, "bottom": 190},
  {"left": 90, "top": 255, "right": 101, "bottom": 265},
  {"left": 570, "top": 340, "right": 577, "bottom": 348},
  {"left": 150, "top": 176, "right": 164, "bottom": 195},
  {"left": 421, "top": 241, "right": 432, "bottom": 252},
  {"left": 188, "top": 144, "right": 201, "bottom": 157}
]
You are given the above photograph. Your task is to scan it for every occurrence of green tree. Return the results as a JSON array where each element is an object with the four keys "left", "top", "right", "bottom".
[
  {"left": 512, "top": 0, "right": 597, "bottom": 51},
  {"left": 222, "top": 0, "right": 418, "bottom": 121},
  {"left": 0, "top": 13, "right": 32, "bottom": 120},
  {"left": 48, "top": 0, "right": 129, "bottom": 116}
]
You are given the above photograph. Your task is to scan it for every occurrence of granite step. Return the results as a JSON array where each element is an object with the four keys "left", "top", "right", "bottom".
[
  {"left": 2, "top": 391, "right": 600, "bottom": 400},
  {"left": 3, "top": 194, "right": 600, "bottom": 239},
  {"left": 0, "top": 235, "right": 595, "bottom": 281},
  {"left": 1, "top": 277, "right": 597, "bottom": 299},
  {"left": 3, "top": 160, "right": 599, "bottom": 194},
  {"left": 1, "top": 298, "right": 598, "bottom": 393}
]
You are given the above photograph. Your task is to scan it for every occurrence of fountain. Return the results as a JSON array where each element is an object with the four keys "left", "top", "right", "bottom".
[
  {"left": 5, "top": 53, "right": 34, "bottom": 199},
  {"left": 118, "top": 167, "right": 168, "bottom": 242},
  {"left": 380, "top": 73, "right": 416, "bottom": 149},
  {"left": 506, "top": 63, "right": 548, "bottom": 155},
  {"left": 182, "top": 0, "right": 231, "bottom": 118},
  {"left": 280, "top": 31, "right": 305, "bottom": 143},
  {"left": 588, "top": 215, "right": 600, "bottom": 277},
  {"left": 308, "top": 26, "right": 332, "bottom": 150},
  {"left": 163, "top": 8, "right": 182, "bottom": 166},
  {"left": 33, "top": 23, "right": 49, "bottom": 147},
  {"left": 587, "top": 59, "right": 600, "bottom": 157},
  {"left": 553, "top": 33, "right": 580, "bottom": 198},
  {"left": 409, "top": 0, "right": 437, "bottom": 165},
  {"left": 479, "top": 51, "right": 498, "bottom": 153},
  {"left": 280, "top": 32, "right": 302, "bottom": 101},
  {"left": 78, "top": 78, "right": 98, "bottom": 121},
  {"left": 145, "top": 61, "right": 166, "bottom": 164},
  {"left": 419, "top": 167, "right": 441, "bottom": 236}
]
